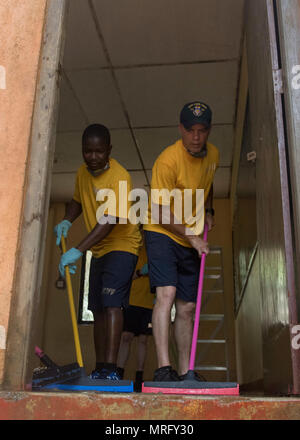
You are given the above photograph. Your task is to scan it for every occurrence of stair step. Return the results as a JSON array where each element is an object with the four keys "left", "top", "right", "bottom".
[
  {"left": 206, "top": 266, "right": 222, "bottom": 270},
  {"left": 203, "top": 290, "right": 223, "bottom": 294},
  {"left": 208, "top": 249, "right": 221, "bottom": 254},
  {"left": 200, "top": 314, "right": 224, "bottom": 321},
  {"left": 195, "top": 366, "right": 228, "bottom": 371},
  {"left": 197, "top": 339, "right": 226, "bottom": 344}
]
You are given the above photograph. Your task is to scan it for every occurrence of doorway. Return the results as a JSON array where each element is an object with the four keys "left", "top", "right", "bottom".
[{"left": 4, "top": 0, "right": 299, "bottom": 395}]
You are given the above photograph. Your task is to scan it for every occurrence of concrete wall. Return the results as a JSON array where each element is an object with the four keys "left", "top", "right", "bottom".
[
  {"left": 235, "top": 253, "right": 263, "bottom": 386},
  {"left": 0, "top": 0, "right": 47, "bottom": 382}
]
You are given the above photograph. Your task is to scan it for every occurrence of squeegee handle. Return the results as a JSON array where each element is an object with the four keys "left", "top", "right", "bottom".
[
  {"left": 189, "top": 223, "right": 209, "bottom": 371},
  {"left": 61, "top": 236, "right": 84, "bottom": 368}
]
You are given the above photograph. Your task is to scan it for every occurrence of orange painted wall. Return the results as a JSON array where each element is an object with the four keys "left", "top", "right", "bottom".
[{"left": 0, "top": 0, "right": 47, "bottom": 381}]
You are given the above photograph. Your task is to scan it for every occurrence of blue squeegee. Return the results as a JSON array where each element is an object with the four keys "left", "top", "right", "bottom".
[
  {"left": 32, "top": 347, "right": 133, "bottom": 392},
  {"left": 31, "top": 236, "right": 133, "bottom": 393}
]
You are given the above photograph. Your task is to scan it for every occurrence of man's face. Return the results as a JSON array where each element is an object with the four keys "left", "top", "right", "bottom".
[
  {"left": 82, "top": 136, "right": 111, "bottom": 171},
  {"left": 179, "top": 123, "right": 211, "bottom": 156}
]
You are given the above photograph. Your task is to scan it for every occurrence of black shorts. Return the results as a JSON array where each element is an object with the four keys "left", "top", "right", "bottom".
[
  {"left": 123, "top": 305, "right": 153, "bottom": 336},
  {"left": 144, "top": 230, "right": 201, "bottom": 303},
  {"left": 88, "top": 251, "right": 138, "bottom": 312}
]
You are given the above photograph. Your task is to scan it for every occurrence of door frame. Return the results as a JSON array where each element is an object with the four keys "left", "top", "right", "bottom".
[
  {"left": 244, "top": 0, "right": 299, "bottom": 394},
  {"left": 2, "top": 0, "right": 67, "bottom": 390},
  {"left": 276, "top": 0, "right": 300, "bottom": 315},
  {"left": 270, "top": 0, "right": 300, "bottom": 394}
]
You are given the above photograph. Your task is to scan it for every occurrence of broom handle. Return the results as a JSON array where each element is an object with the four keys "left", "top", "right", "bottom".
[
  {"left": 189, "top": 223, "right": 209, "bottom": 371},
  {"left": 61, "top": 236, "right": 84, "bottom": 368}
]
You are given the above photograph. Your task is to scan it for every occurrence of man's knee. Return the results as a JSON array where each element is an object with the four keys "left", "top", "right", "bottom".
[
  {"left": 155, "top": 286, "right": 176, "bottom": 308},
  {"left": 138, "top": 334, "right": 148, "bottom": 346},
  {"left": 175, "top": 300, "right": 195, "bottom": 320},
  {"left": 121, "top": 331, "right": 134, "bottom": 344},
  {"left": 106, "top": 306, "right": 122, "bottom": 317}
]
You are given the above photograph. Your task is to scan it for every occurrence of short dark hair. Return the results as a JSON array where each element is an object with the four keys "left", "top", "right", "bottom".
[{"left": 82, "top": 124, "right": 111, "bottom": 146}]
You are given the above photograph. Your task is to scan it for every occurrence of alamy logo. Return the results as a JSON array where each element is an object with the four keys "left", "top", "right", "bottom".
[
  {"left": 291, "top": 325, "right": 300, "bottom": 350},
  {"left": 95, "top": 181, "right": 205, "bottom": 235},
  {"left": 292, "top": 65, "right": 300, "bottom": 90}
]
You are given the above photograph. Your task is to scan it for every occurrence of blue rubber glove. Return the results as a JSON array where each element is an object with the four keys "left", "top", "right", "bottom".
[
  {"left": 59, "top": 247, "right": 83, "bottom": 278},
  {"left": 54, "top": 220, "right": 72, "bottom": 246},
  {"left": 140, "top": 263, "right": 148, "bottom": 276}
]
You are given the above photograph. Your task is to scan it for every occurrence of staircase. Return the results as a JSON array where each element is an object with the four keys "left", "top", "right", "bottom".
[{"left": 194, "top": 246, "right": 230, "bottom": 382}]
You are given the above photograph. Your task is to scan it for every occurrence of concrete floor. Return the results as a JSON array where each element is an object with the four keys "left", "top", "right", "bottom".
[{"left": 1, "top": 390, "right": 300, "bottom": 420}]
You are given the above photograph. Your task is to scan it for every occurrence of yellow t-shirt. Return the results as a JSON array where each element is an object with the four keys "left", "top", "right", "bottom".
[
  {"left": 143, "top": 139, "right": 219, "bottom": 247},
  {"left": 73, "top": 158, "right": 142, "bottom": 258},
  {"left": 129, "top": 245, "right": 154, "bottom": 310}
]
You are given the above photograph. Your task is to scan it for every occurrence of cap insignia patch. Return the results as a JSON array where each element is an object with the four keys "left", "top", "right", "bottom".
[{"left": 188, "top": 103, "right": 207, "bottom": 117}]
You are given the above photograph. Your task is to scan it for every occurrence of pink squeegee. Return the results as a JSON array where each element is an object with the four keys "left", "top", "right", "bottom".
[
  {"left": 189, "top": 223, "right": 208, "bottom": 372},
  {"left": 142, "top": 223, "right": 239, "bottom": 395}
]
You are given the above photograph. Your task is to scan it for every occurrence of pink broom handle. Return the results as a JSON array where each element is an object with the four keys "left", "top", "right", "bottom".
[{"left": 189, "top": 223, "right": 209, "bottom": 371}]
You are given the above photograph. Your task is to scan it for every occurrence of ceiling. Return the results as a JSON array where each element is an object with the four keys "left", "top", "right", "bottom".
[{"left": 51, "top": 0, "right": 245, "bottom": 202}]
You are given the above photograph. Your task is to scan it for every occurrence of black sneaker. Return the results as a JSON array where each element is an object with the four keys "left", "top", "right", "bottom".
[
  {"left": 179, "top": 370, "right": 207, "bottom": 381},
  {"left": 153, "top": 366, "right": 180, "bottom": 382}
]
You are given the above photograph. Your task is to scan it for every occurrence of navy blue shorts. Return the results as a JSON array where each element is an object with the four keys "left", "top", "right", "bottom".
[
  {"left": 88, "top": 251, "right": 138, "bottom": 312},
  {"left": 144, "top": 231, "right": 201, "bottom": 303},
  {"left": 123, "top": 305, "right": 153, "bottom": 336}
]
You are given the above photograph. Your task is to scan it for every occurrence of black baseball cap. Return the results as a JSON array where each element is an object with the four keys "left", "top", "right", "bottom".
[{"left": 180, "top": 101, "right": 212, "bottom": 129}]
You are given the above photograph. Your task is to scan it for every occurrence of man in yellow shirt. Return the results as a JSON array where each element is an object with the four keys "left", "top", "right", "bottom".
[
  {"left": 54, "top": 124, "right": 141, "bottom": 381},
  {"left": 116, "top": 243, "right": 154, "bottom": 391},
  {"left": 143, "top": 102, "right": 219, "bottom": 382}
]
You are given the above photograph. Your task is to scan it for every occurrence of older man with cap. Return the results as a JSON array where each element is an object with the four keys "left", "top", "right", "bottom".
[{"left": 143, "top": 101, "right": 219, "bottom": 382}]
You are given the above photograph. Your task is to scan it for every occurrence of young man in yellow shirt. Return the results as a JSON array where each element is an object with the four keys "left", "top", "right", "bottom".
[
  {"left": 143, "top": 102, "right": 219, "bottom": 382},
  {"left": 116, "top": 243, "right": 154, "bottom": 392},
  {"left": 54, "top": 124, "right": 141, "bottom": 380}
]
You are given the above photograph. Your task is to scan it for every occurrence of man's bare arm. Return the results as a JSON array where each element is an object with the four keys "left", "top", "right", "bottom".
[
  {"left": 76, "top": 220, "right": 115, "bottom": 253},
  {"left": 205, "top": 185, "right": 213, "bottom": 211},
  {"left": 153, "top": 204, "right": 209, "bottom": 257},
  {"left": 64, "top": 199, "right": 83, "bottom": 223},
  {"left": 204, "top": 185, "right": 215, "bottom": 231}
]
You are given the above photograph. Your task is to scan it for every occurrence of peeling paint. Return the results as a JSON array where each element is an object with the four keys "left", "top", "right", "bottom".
[{"left": 25, "top": 399, "right": 37, "bottom": 413}]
